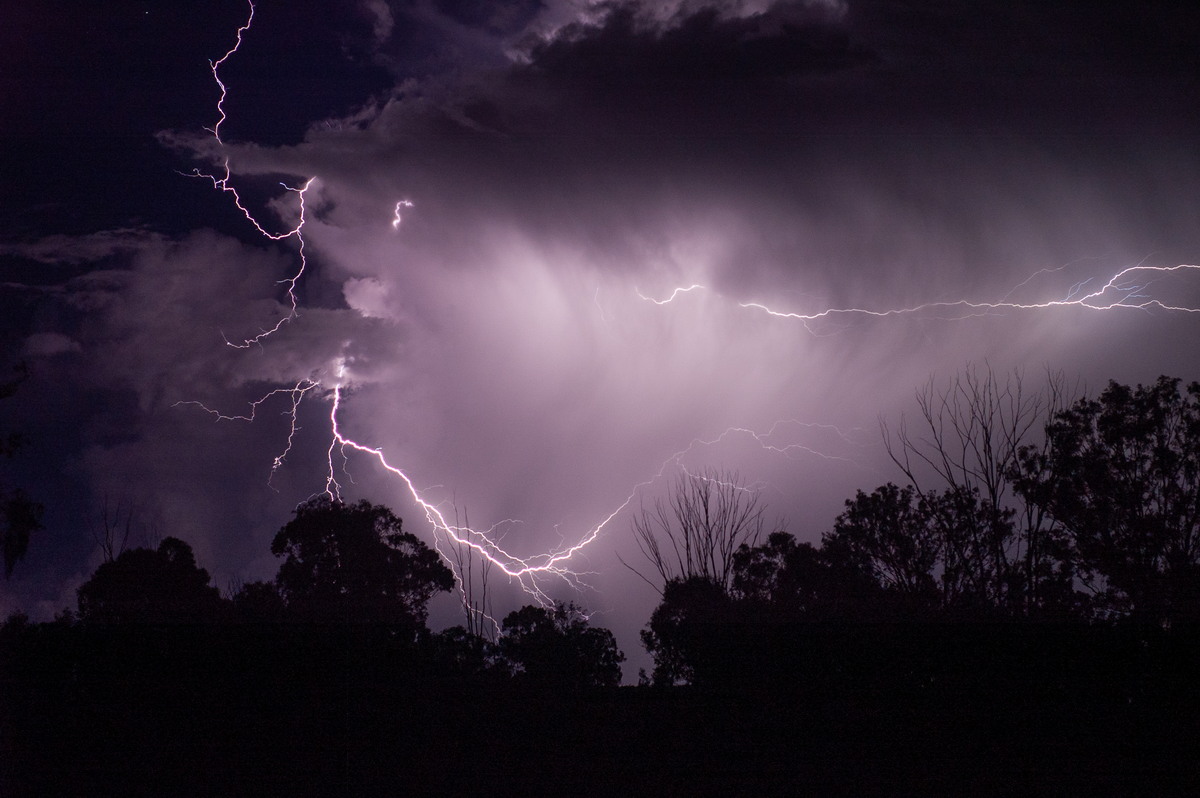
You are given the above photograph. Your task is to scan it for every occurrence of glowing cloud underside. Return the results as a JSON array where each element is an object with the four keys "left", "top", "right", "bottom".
[{"left": 181, "top": 2, "right": 1200, "bottom": 633}]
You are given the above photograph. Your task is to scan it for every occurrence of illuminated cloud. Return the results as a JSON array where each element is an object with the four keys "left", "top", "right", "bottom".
[{"left": 3, "top": 0, "right": 1199, "bottom": 677}]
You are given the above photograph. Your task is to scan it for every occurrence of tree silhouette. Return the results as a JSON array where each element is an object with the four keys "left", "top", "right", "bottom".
[
  {"left": 499, "top": 603, "right": 624, "bottom": 688},
  {"left": 87, "top": 495, "right": 141, "bottom": 564},
  {"left": 76, "top": 537, "right": 226, "bottom": 624},
  {"left": 821, "top": 483, "right": 1040, "bottom": 618},
  {"left": 1, "top": 362, "right": 43, "bottom": 578},
  {"left": 1014, "top": 377, "right": 1200, "bottom": 626},
  {"left": 230, "top": 579, "right": 288, "bottom": 623},
  {"left": 444, "top": 507, "right": 496, "bottom": 641},
  {"left": 640, "top": 576, "right": 733, "bottom": 686},
  {"left": 882, "top": 367, "right": 1079, "bottom": 616},
  {"left": 823, "top": 484, "right": 942, "bottom": 606},
  {"left": 431, "top": 625, "right": 505, "bottom": 678},
  {"left": 624, "top": 468, "right": 766, "bottom": 593},
  {"left": 270, "top": 497, "right": 454, "bottom": 628},
  {"left": 732, "top": 531, "right": 884, "bottom": 621}
]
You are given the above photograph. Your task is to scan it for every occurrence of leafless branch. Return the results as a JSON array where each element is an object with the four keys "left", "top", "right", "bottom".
[{"left": 626, "top": 468, "right": 766, "bottom": 593}]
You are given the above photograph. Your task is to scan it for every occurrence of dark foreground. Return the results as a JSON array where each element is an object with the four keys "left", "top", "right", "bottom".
[{"left": 4, "top": 623, "right": 1200, "bottom": 796}]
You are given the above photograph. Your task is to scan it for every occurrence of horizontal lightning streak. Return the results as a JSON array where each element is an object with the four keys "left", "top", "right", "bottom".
[{"left": 642, "top": 264, "right": 1200, "bottom": 331}]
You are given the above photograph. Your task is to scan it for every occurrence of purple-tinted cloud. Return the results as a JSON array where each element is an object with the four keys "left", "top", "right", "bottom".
[{"left": 4, "top": 0, "right": 1200, "bottom": 678}]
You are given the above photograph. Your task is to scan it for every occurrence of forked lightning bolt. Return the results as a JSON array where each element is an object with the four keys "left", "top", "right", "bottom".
[{"left": 185, "top": 1, "right": 635, "bottom": 626}]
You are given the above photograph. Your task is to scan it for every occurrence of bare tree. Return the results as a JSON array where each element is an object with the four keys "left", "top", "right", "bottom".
[
  {"left": 446, "top": 508, "right": 496, "bottom": 642},
  {"left": 880, "top": 365, "right": 1080, "bottom": 615},
  {"left": 89, "top": 495, "right": 136, "bottom": 564},
  {"left": 623, "top": 468, "right": 767, "bottom": 593}
]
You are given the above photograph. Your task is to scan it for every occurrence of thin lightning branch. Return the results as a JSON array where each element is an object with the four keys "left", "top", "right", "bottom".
[
  {"left": 715, "top": 422, "right": 870, "bottom": 465},
  {"left": 593, "top": 287, "right": 612, "bottom": 323},
  {"left": 636, "top": 284, "right": 705, "bottom": 304},
  {"left": 207, "top": 1, "right": 255, "bottom": 144},
  {"left": 174, "top": 380, "right": 319, "bottom": 486},
  {"left": 195, "top": 0, "right": 313, "bottom": 349}
]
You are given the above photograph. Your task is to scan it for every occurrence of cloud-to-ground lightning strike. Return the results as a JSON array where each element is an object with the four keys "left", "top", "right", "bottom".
[{"left": 185, "top": 1, "right": 635, "bottom": 626}]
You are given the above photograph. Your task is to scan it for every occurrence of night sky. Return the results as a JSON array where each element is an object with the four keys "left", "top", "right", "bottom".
[{"left": 4, "top": 0, "right": 1200, "bottom": 679}]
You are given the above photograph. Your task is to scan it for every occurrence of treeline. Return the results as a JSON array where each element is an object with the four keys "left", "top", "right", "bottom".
[
  {"left": 5, "top": 497, "right": 624, "bottom": 690},
  {"left": 5, "top": 372, "right": 1200, "bottom": 689},
  {"left": 1, "top": 498, "right": 627, "bottom": 795},
  {"left": 4, "top": 372, "right": 1200, "bottom": 794},
  {"left": 639, "top": 373, "right": 1200, "bottom": 686}
]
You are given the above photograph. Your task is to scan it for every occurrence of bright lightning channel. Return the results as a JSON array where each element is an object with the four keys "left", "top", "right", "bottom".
[
  {"left": 641, "top": 263, "right": 1200, "bottom": 332},
  {"left": 190, "top": 0, "right": 312, "bottom": 349},
  {"left": 392, "top": 200, "right": 413, "bottom": 230}
]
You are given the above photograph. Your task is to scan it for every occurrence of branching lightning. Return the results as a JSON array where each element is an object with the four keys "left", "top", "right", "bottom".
[
  {"left": 174, "top": 379, "right": 319, "bottom": 485},
  {"left": 192, "top": 0, "right": 313, "bottom": 349},
  {"left": 185, "top": 1, "right": 654, "bottom": 629}
]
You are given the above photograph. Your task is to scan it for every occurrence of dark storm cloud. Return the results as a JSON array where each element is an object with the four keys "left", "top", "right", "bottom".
[
  {"left": 436, "top": 0, "right": 545, "bottom": 36},
  {"left": 0, "top": 230, "right": 167, "bottom": 266},
  {"left": 522, "top": 2, "right": 874, "bottom": 82}
]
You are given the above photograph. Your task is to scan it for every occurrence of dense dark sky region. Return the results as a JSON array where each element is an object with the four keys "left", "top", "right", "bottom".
[{"left": 3, "top": 0, "right": 1200, "bottom": 677}]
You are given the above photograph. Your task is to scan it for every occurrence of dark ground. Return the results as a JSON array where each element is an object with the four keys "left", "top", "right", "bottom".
[{"left": 4, "top": 622, "right": 1200, "bottom": 796}]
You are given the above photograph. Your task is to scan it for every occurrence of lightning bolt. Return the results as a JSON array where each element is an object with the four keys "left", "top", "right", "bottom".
[
  {"left": 191, "top": 0, "right": 312, "bottom": 349},
  {"left": 392, "top": 200, "right": 414, "bottom": 230},
  {"left": 641, "top": 262, "right": 1200, "bottom": 333},
  {"left": 173, "top": 379, "right": 319, "bottom": 486},
  {"left": 635, "top": 284, "right": 706, "bottom": 305},
  {"left": 180, "top": 2, "right": 636, "bottom": 627},
  {"left": 207, "top": 1, "right": 254, "bottom": 145}
]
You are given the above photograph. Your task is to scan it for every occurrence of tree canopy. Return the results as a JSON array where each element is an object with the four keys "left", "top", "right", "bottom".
[
  {"left": 270, "top": 496, "right": 455, "bottom": 627},
  {"left": 500, "top": 603, "right": 625, "bottom": 688},
  {"left": 1014, "top": 376, "right": 1200, "bottom": 626},
  {"left": 76, "top": 537, "right": 225, "bottom": 624}
]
